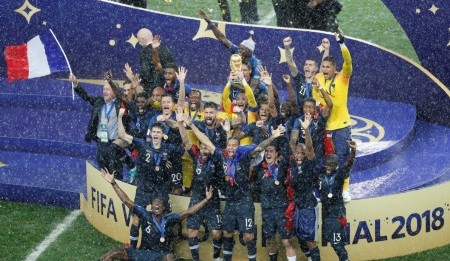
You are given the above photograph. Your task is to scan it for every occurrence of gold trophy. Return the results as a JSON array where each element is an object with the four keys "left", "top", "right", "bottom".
[{"left": 230, "top": 54, "right": 242, "bottom": 84}]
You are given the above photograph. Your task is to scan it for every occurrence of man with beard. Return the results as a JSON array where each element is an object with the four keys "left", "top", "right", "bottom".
[
  {"left": 163, "top": 63, "right": 192, "bottom": 103},
  {"left": 199, "top": 10, "right": 262, "bottom": 91},
  {"left": 136, "top": 29, "right": 174, "bottom": 94},
  {"left": 117, "top": 107, "right": 185, "bottom": 250},
  {"left": 177, "top": 108, "right": 226, "bottom": 261},
  {"left": 221, "top": 125, "right": 285, "bottom": 261},
  {"left": 319, "top": 140, "right": 356, "bottom": 261},
  {"left": 313, "top": 30, "right": 353, "bottom": 202},
  {"left": 98, "top": 167, "right": 213, "bottom": 261},
  {"left": 290, "top": 113, "right": 321, "bottom": 261},
  {"left": 193, "top": 102, "right": 228, "bottom": 149},
  {"left": 251, "top": 142, "right": 296, "bottom": 261}
]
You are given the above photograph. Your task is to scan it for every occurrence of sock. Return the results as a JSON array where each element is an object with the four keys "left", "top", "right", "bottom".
[
  {"left": 310, "top": 246, "right": 320, "bottom": 261},
  {"left": 287, "top": 256, "right": 297, "bottom": 261},
  {"left": 269, "top": 252, "right": 278, "bottom": 261},
  {"left": 246, "top": 239, "right": 257, "bottom": 261},
  {"left": 223, "top": 237, "right": 234, "bottom": 261},
  {"left": 213, "top": 237, "right": 222, "bottom": 258},
  {"left": 188, "top": 237, "right": 199, "bottom": 261},
  {"left": 129, "top": 225, "right": 139, "bottom": 249}
]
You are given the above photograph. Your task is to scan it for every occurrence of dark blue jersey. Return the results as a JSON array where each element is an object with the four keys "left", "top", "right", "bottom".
[
  {"left": 292, "top": 113, "right": 326, "bottom": 159},
  {"left": 194, "top": 121, "right": 227, "bottom": 149},
  {"left": 290, "top": 159, "right": 319, "bottom": 209},
  {"left": 129, "top": 108, "right": 157, "bottom": 139},
  {"left": 133, "top": 204, "right": 180, "bottom": 252},
  {"left": 148, "top": 113, "right": 182, "bottom": 146},
  {"left": 318, "top": 165, "right": 351, "bottom": 218},
  {"left": 220, "top": 145, "right": 256, "bottom": 203},
  {"left": 132, "top": 138, "right": 184, "bottom": 191},
  {"left": 188, "top": 145, "right": 224, "bottom": 205},
  {"left": 252, "top": 160, "right": 289, "bottom": 209},
  {"left": 243, "top": 116, "right": 281, "bottom": 145}
]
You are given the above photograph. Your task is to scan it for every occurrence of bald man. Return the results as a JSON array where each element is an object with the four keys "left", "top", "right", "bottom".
[{"left": 136, "top": 28, "right": 174, "bottom": 94}]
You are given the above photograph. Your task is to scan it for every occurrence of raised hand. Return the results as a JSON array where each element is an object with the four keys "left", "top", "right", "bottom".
[
  {"left": 283, "top": 36, "right": 292, "bottom": 48},
  {"left": 101, "top": 168, "right": 115, "bottom": 184},
  {"left": 119, "top": 108, "right": 126, "bottom": 118},
  {"left": 123, "top": 63, "right": 133, "bottom": 81},
  {"left": 300, "top": 112, "right": 312, "bottom": 130},
  {"left": 312, "top": 78, "right": 322, "bottom": 90},
  {"left": 335, "top": 28, "right": 345, "bottom": 44},
  {"left": 176, "top": 66, "right": 187, "bottom": 84},
  {"left": 176, "top": 107, "right": 184, "bottom": 123},
  {"left": 258, "top": 66, "right": 272, "bottom": 86},
  {"left": 221, "top": 119, "right": 231, "bottom": 132},
  {"left": 103, "top": 70, "right": 112, "bottom": 81},
  {"left": 271, "top": 124, "right": 286, "bottom": 138},
  {"left": 321, "top": 38, "right": 330, "bottom": 50},
  {"left": 205, "top": 186, "right": 214, "bottom": 200},
  {"left": 282, "top": 74, "right": 291, "bottom": 84},
  {"left": 69, "top": 73, "right": 78, "bottom": 84},
  {"left": 152, "top": 35, "right": 161, "bottom": 48},
  {"left": 183, "top": 114, "right": 192, "bottom": 127}
]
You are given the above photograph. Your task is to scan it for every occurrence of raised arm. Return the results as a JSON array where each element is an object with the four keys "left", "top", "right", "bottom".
[
  {"left": 283, "top": 74, "right": 297, "bottom": 109},
  {"left": 199, "top": 10, "right": 232, "bottom": 49},
  {"left": 242, "top": 76, "right": 257, "bottom": 108},
  {"left": 300, "top": 113, "right": 315, "bottom": 160},
  {"left": 101, "top": 168, "right": 134, "bottom": 209},
  {"left": 179, "top": 186, "right": 213, "bottom": 220},
  {"left": 118, "top": 108, "right": 133, "bottom": 144},
  {"left": 151, "top": 35, "right": 163, "bottom": 74},
  {"left": 186, "top": 116, "right": 216, "bottom": 154},
  {"left": 335, "top": 29, "right": 352, "bottom": 77},
  {"left": 176, "top": 108, "right": 192, "bottom": 150},
  {"left": 258, "top": 66, "right": 277, "bottom": 117},
  {"left": 344, "top": 141, "right": 357, "bottom": 169},
  {"left": 176, "top": 66, "right": 188, "bottom": 108},
  {"left": 283, "top": 37, "right": 299, "bottom": 77},
  {"left": 252, "top": 124, "right": 285, "bottom": 156},
  {"left": 70, "top": 74, "right": 95, "bottom": 105},
  {"left": 222, "top": 79, "right": 232, "bottom": 114},
  {"left": 313, "top": 78, "right": 333, "bottom": 118},
  {"left": 320, "top": 38, "right": 330, "bottom": 70}
]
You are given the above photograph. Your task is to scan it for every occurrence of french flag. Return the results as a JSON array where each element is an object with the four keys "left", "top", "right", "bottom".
[{"left": 4, "top": 30, "right": 70, "bottom": 83}]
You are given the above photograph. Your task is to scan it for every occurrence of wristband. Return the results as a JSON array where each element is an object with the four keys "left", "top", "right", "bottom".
[
  {"left": 111, "top": 180, "right": 117, "bottom": 186},
  {"left": 337, "top": 34, "right": 345, "bottom": 44}
]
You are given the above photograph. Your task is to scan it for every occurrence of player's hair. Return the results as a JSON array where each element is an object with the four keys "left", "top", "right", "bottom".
[
  {"left": 227, "top": 136, "right": 240, "bottom": 145},
  {"left": 189, "top": 89, "right": 202, "bottom": 99},
  {"left": 204, "top": 101, "right": 218, "bottom": 110},
  {"left": 164, "top": 63, "right": 178, "bottom": 73},
  {"left": 151, "top": 122, "right": 165, "bottom": 132},
  {"left": 323, "top": 56, "right": 337, "bottom": 67},
  {"left": 137, "top": 92, "right": 149, "bottom": 99}
]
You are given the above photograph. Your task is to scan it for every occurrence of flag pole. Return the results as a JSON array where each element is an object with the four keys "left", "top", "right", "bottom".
[{"left": 48, "top": 29, "right": 75, "bottom": 100}]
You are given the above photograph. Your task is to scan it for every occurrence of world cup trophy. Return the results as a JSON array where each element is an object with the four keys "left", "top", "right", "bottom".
[{"left": 230, "top": 54, "right": 242, "bottom": 84}]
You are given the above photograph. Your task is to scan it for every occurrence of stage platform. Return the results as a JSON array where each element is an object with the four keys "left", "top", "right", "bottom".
[{"left": 0, "top": 78, "right": 449, "bottom": 208}]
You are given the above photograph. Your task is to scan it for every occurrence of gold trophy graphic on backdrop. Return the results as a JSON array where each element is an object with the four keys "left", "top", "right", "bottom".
[{"left": 230, "top": 54, "right": 242, "bottom": 84}]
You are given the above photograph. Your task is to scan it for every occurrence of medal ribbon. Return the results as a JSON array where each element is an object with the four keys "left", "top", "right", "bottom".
[
  {"left": 269, "top": 164, "right": 278, "bottom": 181},
  {"left": 103, "top": 100, "right": 116, "bottom": 121},
  {"left": 151, "top": 215, "right": 166, "bottom": 239},
  {"left": 226, "top": 158, "right": 236, "bottom": 186},
  {"left": 324, "top": 174, "right": 336, "bottom": 197},
  {"left": 151, "top": 144, "right": 162, "bottom": 167},
  {"left": 197, "top": 157, "right": 211, "bottom": 175}
]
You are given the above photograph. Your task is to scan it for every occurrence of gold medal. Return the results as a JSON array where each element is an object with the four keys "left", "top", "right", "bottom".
[
  {"left": 274, "top": 180, "right": 280, "bottom": 185},
  {"left": 160, "top": 237, "right": 165, "bottom": 243},
  {"left": 328, "top": 193, "right": 333, "bottom": 198},
  {"left": 163, "top": 134, "right": 168, "bottom": 140},
  {"left": 155, "top": 166, "right": 160, "bottom": 171}
]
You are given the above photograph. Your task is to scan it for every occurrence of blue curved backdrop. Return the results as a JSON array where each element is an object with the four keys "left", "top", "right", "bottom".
[{"left": 0, "top": 0, "right": 449, "bottom": 127}]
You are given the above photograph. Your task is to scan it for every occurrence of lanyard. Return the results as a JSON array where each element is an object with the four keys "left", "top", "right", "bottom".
[
  {"left": 103, "top": 100, "right": 116, "bottom": 121},
  {"left": 189, "top": 109, "right": 199, "bottom": 121},
  {"left": 151, "top": 215, "right": 165, "bottom": 238}
]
